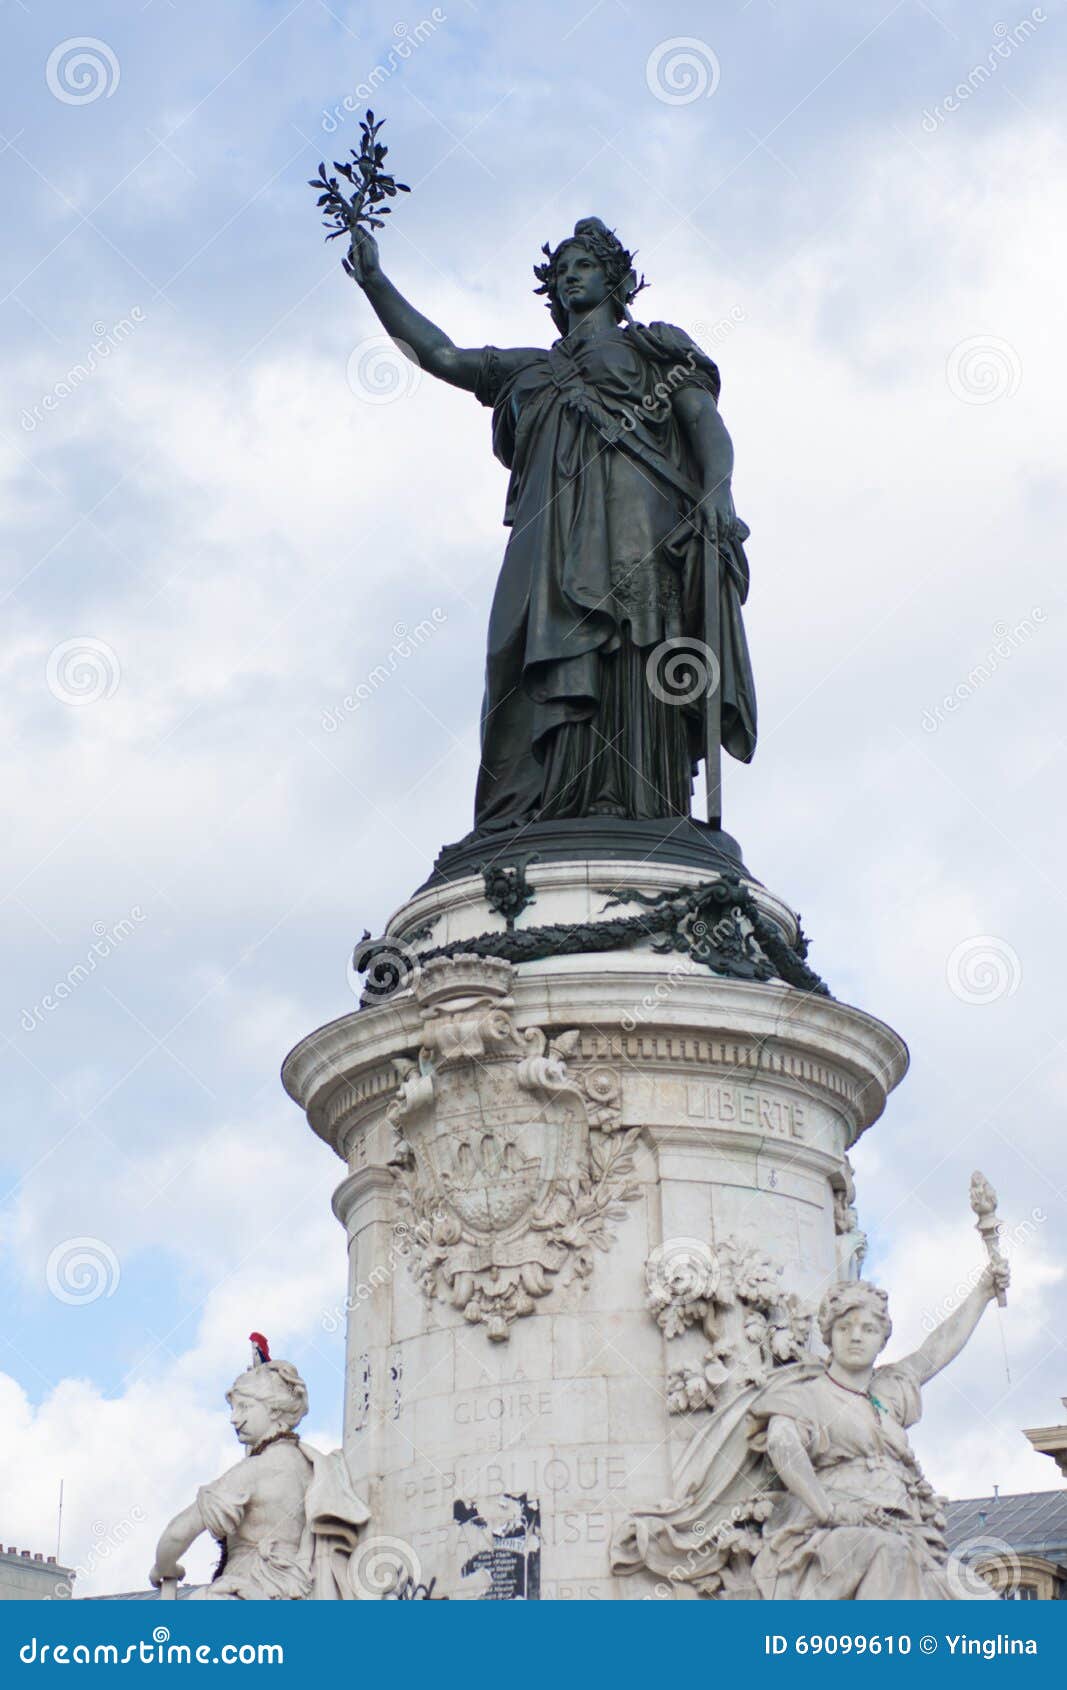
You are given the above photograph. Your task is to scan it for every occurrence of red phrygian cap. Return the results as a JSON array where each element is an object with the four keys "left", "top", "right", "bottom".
[{"left": 249, "top": 1332, "right": 271, "bottom": 1366}]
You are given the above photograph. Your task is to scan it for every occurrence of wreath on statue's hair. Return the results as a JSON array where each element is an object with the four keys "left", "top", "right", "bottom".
[{"left": 533, "top": 217, "right": 649, "bottom": 328}]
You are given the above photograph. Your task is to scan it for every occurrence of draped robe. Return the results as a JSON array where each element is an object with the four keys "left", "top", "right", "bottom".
[
  {"left": 192, "top": 1440, "right": 369, "bottom": 1600},
  {"left": 611, "top": 1361, "right": 997, "bottom": 1601},
  {"left": 471, "top": 320, "right": 757, "bottom": 830}
]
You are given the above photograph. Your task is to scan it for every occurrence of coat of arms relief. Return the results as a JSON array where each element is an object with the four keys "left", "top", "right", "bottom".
[{"left": 385, "top": 954, "right": 641, "bottom": 1340}]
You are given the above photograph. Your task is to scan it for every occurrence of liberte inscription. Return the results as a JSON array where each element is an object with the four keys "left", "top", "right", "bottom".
[{"left": 687, "top": 1081, "right": 806, "bottom": 1140}]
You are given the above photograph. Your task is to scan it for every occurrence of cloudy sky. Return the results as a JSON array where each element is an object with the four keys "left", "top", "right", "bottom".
[{"left": 1, "top": 0, "right": 1064, "bottom": 1595}]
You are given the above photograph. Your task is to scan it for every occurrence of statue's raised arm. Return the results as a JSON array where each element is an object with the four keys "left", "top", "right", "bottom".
[
  {"left": 612, "top": 1181, "right": 1012, "bottom": 1601},
  {"left": 347, "top": 227, "right": 486, "bottom": 392}
]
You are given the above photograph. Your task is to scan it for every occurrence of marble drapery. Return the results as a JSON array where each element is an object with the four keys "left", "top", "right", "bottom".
[{"left": 612, "top": 1360, "right": 995, "bottom": 1600}]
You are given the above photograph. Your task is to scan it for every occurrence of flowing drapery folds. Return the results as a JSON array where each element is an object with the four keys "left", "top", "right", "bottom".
[{"left": 472, "top": 321, "right": 756, "bottom": 829}]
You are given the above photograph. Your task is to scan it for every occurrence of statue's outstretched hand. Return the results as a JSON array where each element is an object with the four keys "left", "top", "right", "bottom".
[
  {"left": 345, "top": 226, "right": 381, "bottom": 287},
  {"left": 981, "top": 1258, "right": 1011, "bottom": 1302}
]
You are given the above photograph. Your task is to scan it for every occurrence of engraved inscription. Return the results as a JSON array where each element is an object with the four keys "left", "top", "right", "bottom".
[
  {"left": 686, "top": 1081, "right": 806, "bottom": 1140},
  {"left": 454, "top": 1390, "right": 554, "bottom": 1425}
]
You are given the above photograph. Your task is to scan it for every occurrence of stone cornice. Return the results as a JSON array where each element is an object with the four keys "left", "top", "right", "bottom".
[
  {"left": 284, "top": 968, "right": 908, "bottom": 1159},
  {"left": 332, "top": 1165, "right": 398, "bottom": 1228},
  {"left": 1024, "top": 1422, "right": 1067, "bottom": 1480}
]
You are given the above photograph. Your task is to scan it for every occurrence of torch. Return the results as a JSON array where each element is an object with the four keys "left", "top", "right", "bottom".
[{"left": 970, "top": 1170, "right": 1008, "bottom": 1307}]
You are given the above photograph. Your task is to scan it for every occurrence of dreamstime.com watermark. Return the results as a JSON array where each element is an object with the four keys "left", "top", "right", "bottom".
[
  {"left": 920, "top": 1207, "right": 1045, "bottom": 1332},
  {"left": 692, "top": 305, "right": 747, "bottom": 348},
  {"left": 321, "top": 612, "right": 447, "bottom": 731},
  {"left": 613, "top": 351, "right": 701, "bottom": 434},
  {"left": 20, "top": 908, "right": 146, "bottom": 1031},
  {"left": 946, "top": 335, "right": 1022, "bottom": 404},
  {"left": 921, "top": 610, "right": 1045, "bottom": 732},
  {"left": 46, "top": 636, "right": 122, "bottom": 706},
  {"left": 646, "top": 637, "right": 720, "bottom": 707},
  {"left": 946, "top": 935, "right": 1022, "bottom": 1005},
  {"left": 346, "top": 334, "right": 422, "bottom": 403},
  {"left": 620, "top": 949, "right": 715, "bottom": 1031},
  {"left": 642, "top": 1496, "right": 763, "bottom": 1598},
  {"left": 921, "top": 10, "right": 1046, "bottom": 131},
  {"left": 564, "top": 349, "right": 733, "bottom": 446},
  {"left": 46, "top": 1237, "right": 121, "bottom": 1306},
  {"left": 45, "top": 37, "right": 120, "bottom": 105},
  {"left": 20, "top": 310, "right": 146, "bottom": 432},
  {"left": 348, "top": 1534, "right": 424, "bottom": 1598},
  {"left": 321, "top": 13, "right": 447, "bottom": 131},
  {"left": 646, "top": 38, "right": 720, "bottom": 105},
  {"left": 348, "top": 936, "right": 421, "bottom": 1001},
  {"left": 19, "top": 1633, "right": 283, "bottom": 1666},
  {"left": 48, "top": 1508, "right": 147, "bottom": 1599},
  {"left": 321, "top": 1218, "right": 444, "bottom": 1331},
  {"left": 945, "top": 1535, "right": 1024, "bottom": 1600}
]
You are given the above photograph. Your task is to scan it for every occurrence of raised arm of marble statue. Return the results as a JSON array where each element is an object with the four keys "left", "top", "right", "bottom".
[
  {"left": 149, "top": 1502, "right": 202, "bottom": 1588},
  {"left": 347, "top": 227, "right": 483, "bottom": 391},
  {"left": 901, "top": 1260, "right": 1010, "bottom": 1386}
]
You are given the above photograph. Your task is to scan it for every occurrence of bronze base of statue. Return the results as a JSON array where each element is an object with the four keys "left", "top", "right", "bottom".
[{"left": 421, "top": 816, "right": 754, "bottom": 892}]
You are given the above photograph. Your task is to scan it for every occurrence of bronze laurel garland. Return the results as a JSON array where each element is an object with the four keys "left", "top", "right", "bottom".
[{"left": 355, "top": 874, "right": 829, "bottom": 1003}]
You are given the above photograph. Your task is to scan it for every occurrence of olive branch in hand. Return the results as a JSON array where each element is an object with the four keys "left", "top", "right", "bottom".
[{"left": 308, "top": 110, "right": 410, "bottom": 275}]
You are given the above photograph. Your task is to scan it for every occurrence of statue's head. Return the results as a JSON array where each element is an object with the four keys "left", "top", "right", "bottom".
[
  {"left": 534, "top": 217, "right": 647, "bottom": 334},
  {"left": 817, "top": 1280, "right": 892, "bottom": 1369},
  {"left": 226, "top": 1359, "right": 309, "bottom": 1448}
]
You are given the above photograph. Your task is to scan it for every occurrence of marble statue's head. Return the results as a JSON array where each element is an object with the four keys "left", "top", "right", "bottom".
[
  {"left": 534, "top": 218, "right": 648, "bottom": 333},
  {"left": 226, "top": 1359, "right": 309, "bottom": 1448},
  {"left": 817, "top": 1281, "right": 892, "bottom": 1367}
]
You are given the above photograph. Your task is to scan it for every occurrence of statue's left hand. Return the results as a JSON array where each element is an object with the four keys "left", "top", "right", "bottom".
[
  {"left": 982, "top": 1258, "right": 1011, "bottom": 1301},
  {"left": 696, "top": 488, "right": 743, "bottom": 546}
]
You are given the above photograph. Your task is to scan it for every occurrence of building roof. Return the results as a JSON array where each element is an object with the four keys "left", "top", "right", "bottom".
[
  {"left": 96, "top": 1587, "right": 201, "bottom": 1601},
  {"left": 0, "top": 1548, "right": 68, "bottom": 1568},
  {"left": 946, "top": 1490, "right": 1067, "bottom": 1559},
  {"left": 0, "top": 1546, "right": 74, "bottom": 1574}
]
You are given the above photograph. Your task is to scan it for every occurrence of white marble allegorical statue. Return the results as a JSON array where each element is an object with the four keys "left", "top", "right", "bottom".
[
  {"left": 614, "top": 1260, "right": 1011, "bottom": 1600},
  {"left": 149, "top": 1353, "right": 369, "bottom": 1600}
]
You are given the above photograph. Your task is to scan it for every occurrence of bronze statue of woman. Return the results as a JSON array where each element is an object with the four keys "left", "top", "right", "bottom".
[{"left": 347, "top": 217, "right": 756, "bottom": 838}]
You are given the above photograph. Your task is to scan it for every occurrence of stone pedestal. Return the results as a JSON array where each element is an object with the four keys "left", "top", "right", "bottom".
[{"left": 282, "top": 857, "right": 908, "bottom": 1600}]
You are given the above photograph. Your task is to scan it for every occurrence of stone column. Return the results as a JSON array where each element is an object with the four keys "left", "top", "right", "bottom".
[{"left": 282, "top": 859, "right": 907, "bottom": 1600}]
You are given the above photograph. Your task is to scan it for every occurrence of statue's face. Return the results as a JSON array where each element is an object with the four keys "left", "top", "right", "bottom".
[
  {"left": 229, "top": 1385, "right": 279, "bottom": 1448},
  {"left": 554, "top": 244, "right": 612, "bottom": 315},
  {"left": 830, "top": 1306, "right": 885, "bottom": 1371}
]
